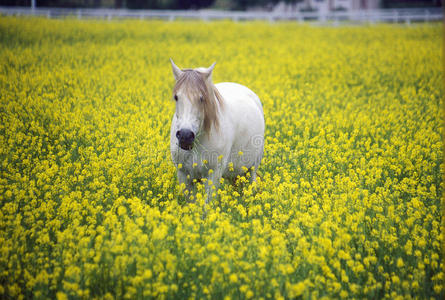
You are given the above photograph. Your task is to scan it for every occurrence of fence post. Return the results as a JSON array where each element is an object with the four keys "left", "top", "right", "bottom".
[
  {"left": 393, "top": 9, "right": 398, "bottom": 23},
  {"left": 297, "top": 14, "right": 302, "bottom": 23}
]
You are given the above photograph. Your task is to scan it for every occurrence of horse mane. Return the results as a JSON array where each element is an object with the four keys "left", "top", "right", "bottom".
[{"left": 173, "top": 69, "right": 224, "bottom": 133}]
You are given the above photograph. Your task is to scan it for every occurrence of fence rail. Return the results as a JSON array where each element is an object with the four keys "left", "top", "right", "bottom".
[{"left": 0, "top": 6, "right": 442, "bottom": 24}]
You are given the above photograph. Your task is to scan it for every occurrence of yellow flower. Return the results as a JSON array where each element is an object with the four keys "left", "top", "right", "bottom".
[
  {"left": 0, "top": 18, "right": 441, "bottom": 300},
  {"left": 117, "top": 206, "right": 127, "bottom": 216},
  {"left": 229, "top": 274, "right": 238, "bottom": 283},
  {"left": 56, "top": 292, "right": 68, "bottom": 300},
  {"left": 288, "top": 282, "right": 305, "bottom": 298}
]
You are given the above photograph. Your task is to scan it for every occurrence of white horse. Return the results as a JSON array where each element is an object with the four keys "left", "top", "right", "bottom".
[{"left": 169, "top": 59, "right": 265, "bottom": 203}]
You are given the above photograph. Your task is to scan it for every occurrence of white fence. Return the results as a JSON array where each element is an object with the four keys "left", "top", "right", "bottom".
[{"left": 0, "top": 6, "right": 442, "bottom": 24}]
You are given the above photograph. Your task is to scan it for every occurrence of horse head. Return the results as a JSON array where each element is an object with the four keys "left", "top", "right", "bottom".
[{"left": 170, "top": 59, "right": 223, "bottom": 150}]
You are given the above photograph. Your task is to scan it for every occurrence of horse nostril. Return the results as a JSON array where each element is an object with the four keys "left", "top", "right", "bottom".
[
  {"left": 177, "top": 129, "right": 195, "bottom": 143},
  {"left": 188, "top": 131, "right": 195, "bottom": 141}
]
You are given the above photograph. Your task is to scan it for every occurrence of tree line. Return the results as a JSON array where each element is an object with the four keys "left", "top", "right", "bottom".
[
  {"left": 2, "top": 0, "right": 285, "bottom": 9},
  {"left": 2, "top": 0, "right": 442, "bottom": 11}
]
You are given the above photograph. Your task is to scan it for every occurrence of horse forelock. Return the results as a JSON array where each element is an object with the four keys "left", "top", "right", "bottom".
[{"left": 173, "top": 70, "right": 223, "bottom": 133}]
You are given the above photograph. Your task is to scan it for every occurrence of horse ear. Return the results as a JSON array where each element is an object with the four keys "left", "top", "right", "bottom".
[
  {"left": 203, "top": 62, "right": 216, "bottom": 80},
  {"left": 170, "top": 58, "right": 183, "bottom": 81}
]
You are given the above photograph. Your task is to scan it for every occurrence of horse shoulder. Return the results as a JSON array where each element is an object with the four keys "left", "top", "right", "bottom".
[{"left": 215, "top": 83, "right": 264, "bottom": 134}]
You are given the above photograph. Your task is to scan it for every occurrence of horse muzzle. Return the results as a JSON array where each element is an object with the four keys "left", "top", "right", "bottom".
[{"left": 176, "top": 129, "right": 195, "bottom": 151}]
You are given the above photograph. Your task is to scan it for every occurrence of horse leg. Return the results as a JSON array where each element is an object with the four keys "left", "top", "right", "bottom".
[
  {"left": 177, "top": 170, "right": 193, "bottom": 201},
  {"left": 199, "top": 168, "right": 222, "bottom": 219},
  {"left": 204, "top": 168, "right": 222, "bottom": 205},
  {"left": 249, "top": 166, "right": 257, "bottom": 183}
]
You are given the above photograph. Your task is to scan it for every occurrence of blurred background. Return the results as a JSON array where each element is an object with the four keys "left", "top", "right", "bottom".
[{"left": 2, "top": 0, "right": 442, "bottom": 11}]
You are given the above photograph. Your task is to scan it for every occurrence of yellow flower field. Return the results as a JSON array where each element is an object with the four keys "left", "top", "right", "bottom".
[{"left": 0, "top": 17, "right": 443, "bottom": 299}]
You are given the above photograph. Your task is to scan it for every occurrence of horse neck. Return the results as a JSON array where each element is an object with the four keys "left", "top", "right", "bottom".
[{"left": 210, "top": 83, "right": 223, "bottom": 111}]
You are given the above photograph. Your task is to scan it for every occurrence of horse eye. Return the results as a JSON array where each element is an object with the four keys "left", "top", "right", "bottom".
[{"left": 174, "top": 95, "right": 178, "bottom": 101}]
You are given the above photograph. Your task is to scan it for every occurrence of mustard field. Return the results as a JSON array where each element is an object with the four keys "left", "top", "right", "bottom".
[{"left": 0, "top": 17, "right": 443, "bottom": 299}]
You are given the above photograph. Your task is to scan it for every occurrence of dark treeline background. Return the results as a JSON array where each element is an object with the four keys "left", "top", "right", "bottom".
[
  {"left": 1, "top": 0, "right": 282, "bottom": 9},
  {"left": 0, "top": 0, "right": 441, "bottom": 11}
]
